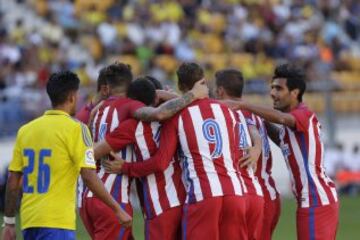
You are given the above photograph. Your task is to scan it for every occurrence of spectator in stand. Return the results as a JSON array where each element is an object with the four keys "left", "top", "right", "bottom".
[{"left": 1, "top": 0, "right": 360, "bottom": 135}]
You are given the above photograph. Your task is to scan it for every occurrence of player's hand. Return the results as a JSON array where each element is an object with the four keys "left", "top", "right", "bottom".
[
  {"left": 102, "top": 152, "right": 125, "bottom": 173},
  {"left": 115, "top": 207, "right": 132, "bottom": 228},
  {"left": 1, "top": 224, "right": 16, "bottom": 240},
  {"left": 190, "top": 78, "right": 209, "bottom": 100},
  {"left": 239, "top": 146, "right": 261, "bottom": 170},
  {"left": 164, "top": 85, "right": 176, "bottom": 93}
]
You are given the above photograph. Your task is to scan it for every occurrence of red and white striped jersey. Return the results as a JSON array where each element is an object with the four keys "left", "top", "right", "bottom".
[
  {"left": 105, "top": 119, "right": 186, "bottom": 219},
  {"left": 233, "top": 110, "right": 263, "bottom": 197},
  {"left": 121, "top": 99, "right": 245, "bottom": 204},
  {"left": 82, "top": 96, "right": 144, "bottom": 204},
  {"left": 279, "top": 103, "right": 338, "bottom": 208},
  {"left": 243, "top": 111, "right": 280, "bottom": 201}
]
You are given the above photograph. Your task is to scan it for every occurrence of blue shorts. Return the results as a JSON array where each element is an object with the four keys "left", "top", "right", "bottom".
[{"left": 22, "top": 227, "right": 75, "bottom": 240}]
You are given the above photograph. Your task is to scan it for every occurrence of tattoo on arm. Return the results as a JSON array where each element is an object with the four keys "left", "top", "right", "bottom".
[
  {"left": 134, "top": 91, "right": 195, "bottom": 122},
  {"left": 159, "top": 91, "right": 194, "bottom": 117},
  {"left": 132, "top": 107, "right": 158, "bottom": 122}
]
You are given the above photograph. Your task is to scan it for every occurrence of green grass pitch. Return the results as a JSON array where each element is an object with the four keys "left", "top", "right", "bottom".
[{"left": 2, "top": 196, "right": 358, "bottom": 239}]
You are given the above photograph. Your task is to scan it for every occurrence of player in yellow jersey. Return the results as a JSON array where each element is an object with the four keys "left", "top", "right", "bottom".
[{"left": 1, "top": 71, "right": 132, "bottom": 240}]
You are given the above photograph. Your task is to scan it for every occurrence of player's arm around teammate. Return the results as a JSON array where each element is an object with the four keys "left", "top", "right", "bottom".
[
  {"left": 224, "top": 98, "right": 297, "bottom": 130},
  {"left": 132, "top": 78, "right": 208, "bottom": 122},
  {"left": 86, "top": 75, "right": 208, "bottom": 135}
]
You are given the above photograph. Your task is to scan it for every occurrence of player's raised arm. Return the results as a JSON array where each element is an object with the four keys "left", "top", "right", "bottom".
[
  {"left": 132, "top": 78, "right": 208, "bottom": 122},
  {"left": 225, "top": 99, "right": 296, "bottom": 129}
]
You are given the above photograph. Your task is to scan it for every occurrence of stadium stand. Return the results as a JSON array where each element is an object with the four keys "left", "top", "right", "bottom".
[{"left": 0, "top": 0, "right": 359, "bottom": 132}]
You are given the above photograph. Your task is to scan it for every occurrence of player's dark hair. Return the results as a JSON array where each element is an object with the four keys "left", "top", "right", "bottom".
[
  {"left": 96, "top": 67, "right": 109, "bottom": 92},
  {"left": 127, "top": 77, "right": 156, "bottom": 106},
  {"left": 46, "top": 71, "right": 80, "bottom": 107},
  {"left": 102, "top": 62, "right": 133, "bottom": 89},
  {"left": 145, "top": 75, "right": 163, "bottom": 90},
  {"left": 176, "top": 62, "right": 204, "bottom": 92},
  {"left": 273, "top": 64, "right": 306, "bottom": 102},
  {"left": 215, "top": 69, "right": 244, "bottom": 98}
]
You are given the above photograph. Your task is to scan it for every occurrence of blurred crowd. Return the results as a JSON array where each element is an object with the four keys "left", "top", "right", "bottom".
[{"left": 0, "top": 0, "right": 360, "bottom": 135}]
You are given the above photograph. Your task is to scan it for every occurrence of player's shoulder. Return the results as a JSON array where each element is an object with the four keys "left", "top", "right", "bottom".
[
  {"left": 200, "top": 98, "right": 221, "bottom": 105},
  {"left": 17, "top": 114, "right": 50, "bottom": 134},
  {"left": 124, "top": 98, "right": 146, "bottom": 111},
  {"left": 16, "top": 118, "right": 38, "bottom": 136},
  {"left": 187, "top": 98, "right": 223, "bottom": 108},
  {"left": 182, "top": 98, "right": 229, "bottom": 116},
  {"left": 98, "top": 97, "right": 120, "bottom": 112},
  {"left": 238, "top": 109, "right": 252, "bottom": 117},
  {"left": 110, "top": 97, "right": 145, "bottom": 113},
  {"left": 207, "top": 98, "right": 232, "bottom": 110},
  {"left": 68, "top": 118, "right": 93, "bottom": 146},
  {"left": 291, "top": 103, "right": 315, "bottom": 118},
  {"left": 72, "top": 117, "right": 90, "bottom": 129},
  {"left": 111, "top": 97, "right": 140, "bottom": 106},
  {"left": 64, "top": 116, "right": 91, "bottom": 136}
]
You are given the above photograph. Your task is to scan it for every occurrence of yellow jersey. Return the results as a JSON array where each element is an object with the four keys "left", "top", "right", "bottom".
[{"left": 9, "top": 110, "right": 96, "bottom": 230}]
